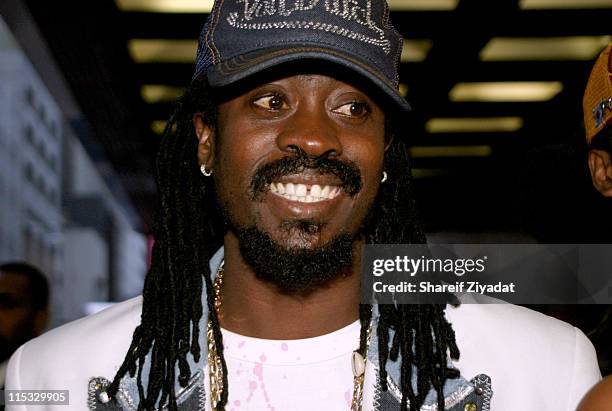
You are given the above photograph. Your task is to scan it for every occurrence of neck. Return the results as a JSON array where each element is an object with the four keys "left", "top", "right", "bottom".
[{"left": 218, "top": 232, "right": 362, "bottom": 339}]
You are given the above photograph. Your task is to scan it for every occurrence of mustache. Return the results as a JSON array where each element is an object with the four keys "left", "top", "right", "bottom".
[{"left": 249, "top": 150, "right": 362, "bottom": 200}]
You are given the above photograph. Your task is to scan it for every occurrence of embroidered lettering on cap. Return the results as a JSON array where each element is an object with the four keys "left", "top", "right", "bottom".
[{"left": 227, "top": 0, "right": 391, "bottom": 53}]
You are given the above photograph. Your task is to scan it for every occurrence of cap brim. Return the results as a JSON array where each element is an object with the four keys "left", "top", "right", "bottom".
[{"left": 206, "top": 45, "right": 411, "bottom": 113}]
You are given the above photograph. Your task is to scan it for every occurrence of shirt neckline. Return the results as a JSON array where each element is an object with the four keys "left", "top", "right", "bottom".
[{"left": 220, "top": 320, "right": 361, "bottom": 366}]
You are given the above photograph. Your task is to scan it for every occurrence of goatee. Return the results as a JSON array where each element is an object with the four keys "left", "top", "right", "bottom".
[{"left": 236, "top": 225, "right": 356, "bottom": 294}]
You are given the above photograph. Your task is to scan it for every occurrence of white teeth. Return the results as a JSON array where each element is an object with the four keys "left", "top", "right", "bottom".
[
  {"left": 296, "top": 184, "right": 307, "bottom": 197},
  {"left": 285, "top": 183, "right": 296, "bottom": 195},
  {"left": 320, "top": 186, "right": 330, "bottom": 198},
  {"left": 310, "top": 185, "right": 322, "bottom": 197},
  {"left": 269, "top": 183, "right": 342, "bottom": 203}
]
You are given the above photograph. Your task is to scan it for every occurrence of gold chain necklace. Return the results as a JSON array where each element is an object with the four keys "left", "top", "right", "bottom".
[{"left": 206, "top": 261, "right": 372, "bottom": 410}]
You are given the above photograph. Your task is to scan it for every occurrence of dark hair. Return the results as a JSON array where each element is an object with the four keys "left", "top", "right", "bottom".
[
  {"left": 0, "top": 261, "right": 49, "bottom": 310},
  {"left": 108, "top": 78, "right": 459, "bottom": 411}
]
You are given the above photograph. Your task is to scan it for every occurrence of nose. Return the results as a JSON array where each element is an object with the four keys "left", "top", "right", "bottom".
[{"left": 276, "top": 106, "right": 343, "bottom": 158}]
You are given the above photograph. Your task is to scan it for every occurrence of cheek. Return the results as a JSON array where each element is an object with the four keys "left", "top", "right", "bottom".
[
  {"left": 0, "top": 310, "right": 29, "bottom": 336},
  {"left": 340, "top": 141, "right": 385, "bottom": 217},
  {"left": 213, "top": 124, "right": 277, "bottom": 212},
  {"left": 346, "top": 138, "right": 386, "bottom": 184}
]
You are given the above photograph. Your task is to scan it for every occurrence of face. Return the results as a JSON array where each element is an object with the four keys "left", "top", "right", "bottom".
[
  {"left": 0, "top": 271, "right": 44, "bottom": 362},
  {"left": 194, "top": 73, "right": 387, "bottom": 290}
]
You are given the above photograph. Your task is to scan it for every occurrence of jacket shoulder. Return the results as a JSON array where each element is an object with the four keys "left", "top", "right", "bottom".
[{"left": 446, "top": 301, "right": 601, "bottom": 410}]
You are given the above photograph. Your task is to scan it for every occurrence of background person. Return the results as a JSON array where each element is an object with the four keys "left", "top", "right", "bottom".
[
  {"left": 577, "top": 44, "right": 612, "bottom": 411},
  {"left": 0, "top": 262, "right": 49, "bottom": 388},
  {"left": 586, "top": 44, "right": 612, "bottom": 197}
]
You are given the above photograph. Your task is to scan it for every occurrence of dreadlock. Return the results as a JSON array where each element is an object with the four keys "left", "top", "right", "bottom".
[{"left": 107, "top": 77, "right": 460, "bottom": 411}]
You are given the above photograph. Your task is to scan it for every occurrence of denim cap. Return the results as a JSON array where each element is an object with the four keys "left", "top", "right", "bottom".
[{"left": 193, "top": 0, "right": 411, "bottom": 112}]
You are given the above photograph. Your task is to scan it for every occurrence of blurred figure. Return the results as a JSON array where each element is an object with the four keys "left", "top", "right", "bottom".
[
  {"left": 578, "top": 44, "right": 612, "bottom": 411},
  {"left": 0, "top": 262, "right": 49, "bottom": 388}
]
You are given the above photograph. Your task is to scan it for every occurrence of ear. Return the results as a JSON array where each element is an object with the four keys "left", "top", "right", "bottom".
[
  {"left": 193, "top": 114, "right": 215, "bottom": 170},
  {"left": 588, "top": 149, "right": 612, "bottom": 197}
]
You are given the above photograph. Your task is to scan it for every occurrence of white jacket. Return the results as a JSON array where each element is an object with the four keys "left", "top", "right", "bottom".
[{"left": 6, "top": 295, "right": 602, "bottom": 410}]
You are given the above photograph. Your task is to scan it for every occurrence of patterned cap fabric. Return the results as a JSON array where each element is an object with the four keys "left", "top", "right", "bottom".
[
  {"left": 193, "top": 0, "right": 410, "bottom": 112},
  {"left": 584, "top": 44, "right": 612, "bottom": 143}
]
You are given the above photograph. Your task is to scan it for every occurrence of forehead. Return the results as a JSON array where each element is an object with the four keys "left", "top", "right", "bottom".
[
  {"left": 217, "top": 61, "right": 390, "bottom": 107},
  {"left": 250, "top": 73, "right": 359, "bottom": 94},
  {"left": 0, "top": 271, "right": 31, "bottom": 296}
]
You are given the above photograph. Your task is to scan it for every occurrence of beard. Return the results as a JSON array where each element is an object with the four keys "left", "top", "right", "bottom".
[
  {"left": 221, "top": 150, "right": 366, "bottom": 294},
  {"left": 235, "top": 224, "right": 357, "bottom": 294}
]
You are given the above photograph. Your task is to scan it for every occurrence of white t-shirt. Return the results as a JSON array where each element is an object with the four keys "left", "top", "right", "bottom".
[{"left": 204, "top": 320, "right": 375, "bottom": 411}]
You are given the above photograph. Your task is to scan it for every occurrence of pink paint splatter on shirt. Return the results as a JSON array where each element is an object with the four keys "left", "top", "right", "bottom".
[
  {"left": 253, "top": 363, "right": 263, "bottom": 378},
  {"left": 345, "top": 390, "right": 351, "bottom": 407},
  {"left": 281, "top": 343, "right": 288, "bottom": 351},
  {"left": 238, "top": 341, "right": 245, "bottom": 348},
  {"left": 246, "top": 380, "right": 258, "bottom": 402},
  {"left": 260, "top": 353, "right": 267, "bottom": 362},
  {"left": 252, "top": 362, "right": 275, "bottom": 410},
  {"left": 234, "top": 400, "right": 241, "bottom": 407}
]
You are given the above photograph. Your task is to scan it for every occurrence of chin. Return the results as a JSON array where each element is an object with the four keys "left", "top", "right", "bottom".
[
  {"left": 275, "top": 221, "right": 326, "bottom": 250},
  {"left": 236, "top": 225, "right": 356, "bottom": 294}
]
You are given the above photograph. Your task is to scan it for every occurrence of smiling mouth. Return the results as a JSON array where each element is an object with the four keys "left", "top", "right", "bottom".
[{"left": 269, "top": 183, "right": 343, "bottom": 203}]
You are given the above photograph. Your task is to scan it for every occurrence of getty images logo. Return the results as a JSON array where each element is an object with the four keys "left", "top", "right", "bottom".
[{"left": 226, "top": 0, "right": 391, "bottom": 53}]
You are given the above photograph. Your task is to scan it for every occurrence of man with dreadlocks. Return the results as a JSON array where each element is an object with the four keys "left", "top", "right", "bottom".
[{"left": 6, "top": 0, "right": 602, "bottom": 410}]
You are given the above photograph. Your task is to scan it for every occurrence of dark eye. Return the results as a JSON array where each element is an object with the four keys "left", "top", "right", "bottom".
[
  {"left": 253, "top": 94, "right": 288, "bottom": 111},
  {"left": 334, "top": 101, "right": 371, "bottom": 117}
]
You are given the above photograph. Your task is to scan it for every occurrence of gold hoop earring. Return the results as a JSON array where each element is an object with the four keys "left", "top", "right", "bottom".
[{"left": 200, "top": 164, "right": 213, "bottom": 177}]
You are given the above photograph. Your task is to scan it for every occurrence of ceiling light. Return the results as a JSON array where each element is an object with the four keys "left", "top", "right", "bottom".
[
  {"left": 426, "top": 117, "right": 524, "bottom": 133},
  {"left": 128, "top": 39, "right": 197, "bottom": 63},
  {"left": 520, "top": 0, "right": 612, "bottom": 9},
  {"left": 151, "top": 121, "right": 167, "bottom": 135},
  {"left": 388, "top": 0, "right": 459, "bottom": 10},
  {"left": 141, "top": 85, "right": 184, "bottom": 103},
  {"left": 409, "top": 146, "right": 493, "bottom": 158},
  {"left": 449, "top": 81, "right": 563, "bottom": 102},
  {"left": 411, "top": 168, "right": 452, "bottom": 178},
  {"left": 116, "top": 0, "right": 460, "bottom": 13},
  {"left": 481, "top": 36, "right": 612, "bottom": 61},
  {"left": 401, "top": 40, "right": 433, "bottom": 62},
  {"left": 116, "top": 0, "right": 213, "bottom": 13}
]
